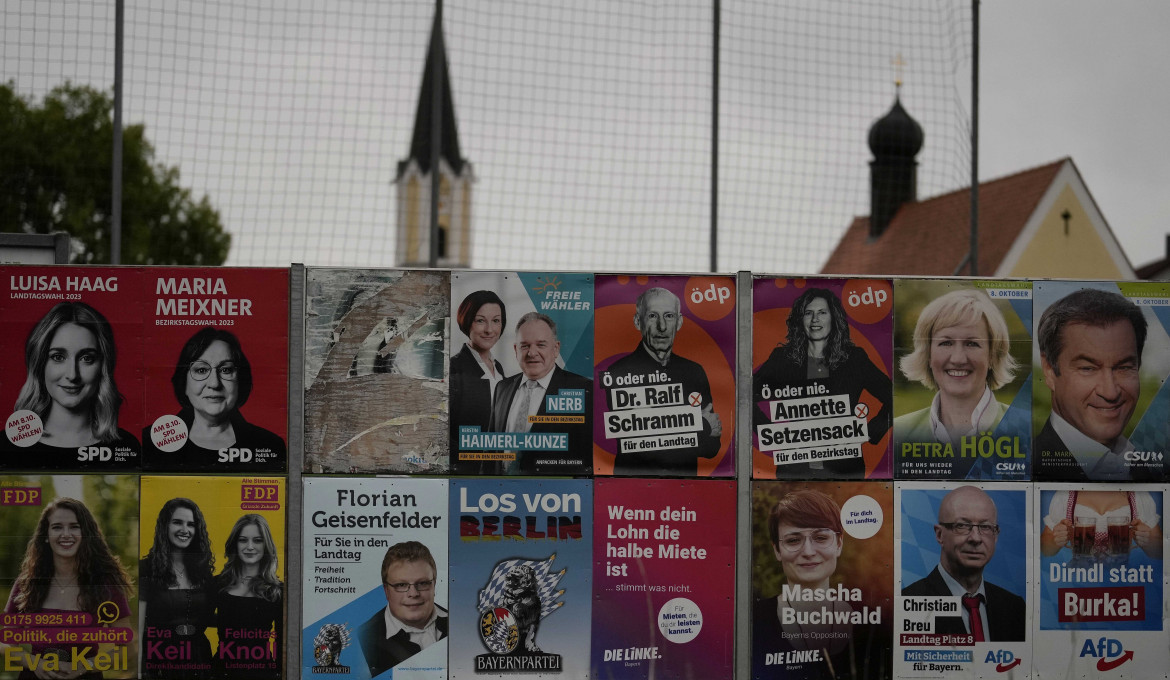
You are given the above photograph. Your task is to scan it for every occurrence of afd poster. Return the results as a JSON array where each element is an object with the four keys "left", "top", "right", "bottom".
[
  {"left": 304, "top": 268, "right": 449, "bottom": 473},
  {"left": 449, "top": 479, "right": 591, "bottom": 679},
  {"left": 591, "top": 478, "right": 735, "bottom": 680},
  {"left": 896, "top": 482, "right": 1033, "bottom": 679},
  {"left": 139, "top": 475, "right": 286, "bottom": 679},
  {"left": 1033, "top": 484, "right": 1166, "bottom": 679},
  {"left": 893, "top": 279, "right": 1033, "bottom": 480},
  {"left": 449, "top": 272, "right": 593, "bottom": 476},
  {"left": 141, "top": 268, "right": 289, "bottom": 472},
  {"left": 752, "top": 481, "right": 894, "bottom": 680},
  {"left": 0, "top": 265, "right": 142, "bottom": 470},
  {"left": 752, "top": 277, "right": 893, "bottom": 480},
  {"left": 0, "top": 474, "right": 138, "bottom": 679},
  {"left": 593, "top": 274, "right": 735, "bottom": 477},
  {"left": 1032, "top": 281, "right": 1170, "bottom": 482},
  {"left": 301, "top": 477, "right": 448, "bottom": 680}
]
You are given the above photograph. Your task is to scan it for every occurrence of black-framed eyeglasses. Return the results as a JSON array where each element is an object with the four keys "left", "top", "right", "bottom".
[
  {"left": 939, "top": 522, "right": 999, "bottom": 536},
  {"left": 384, "top": 579, "right": 434, "bottom": 593},
  {"left": 189, "top": 360, "right": 238, "bottom": 382}
]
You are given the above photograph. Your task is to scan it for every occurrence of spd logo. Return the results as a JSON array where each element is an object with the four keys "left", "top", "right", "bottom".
[
  {"left": 985, "top": 650, "right": 1021, "bottom": 672},
  {"left": 1079, "top": 638, "right": 1134, "bottom": 671}
]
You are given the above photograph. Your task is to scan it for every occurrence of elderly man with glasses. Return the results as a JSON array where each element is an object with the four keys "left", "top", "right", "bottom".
[
  {"left": 902, "top": 485, "right": 1026, "bottom": 641},
  {"left": 357, "top": 541, "right": 448, "bottom": 677}
]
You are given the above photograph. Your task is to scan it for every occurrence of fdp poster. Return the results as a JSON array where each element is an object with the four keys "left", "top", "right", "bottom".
[
  {"left": 593, "top": 274, "right": 735, "bottom": 477},
  {"left": 449, "top": 272, "right": 593, "bottom": 476},
  {"left": 304, "top": 268, "right": 449, "bottom": 473},
  {"left": 752, "top": 277, "right": 893, "bottom": 480},
  {"left": 0, "top": 474, "right": 138, "bottom": 679},
  {"left": 141, "top": 268, "right": 289, "bottom": 472},
  {"left": 301, "top": 477, "right": 449, "bottom": 680},
  {"left": 0, "top": 265, "right": 142, "bottom": 470},
  {"left": 591, "top": 478, "right": 735, "bottom": 680},
  {"left": 449, "top": 479, "right": 591, "bottom": 679},
  {"left": 896, "top": 482, "right": 1033, "bottom": 679},
  {"left": 1032, "top": 281, "right": 1170, "bottom": 482},
  {"left": 139, "top": 475, "right": 286, "bottom": 679},
  {"left": 1033, "top": 484, "right": 1166, "bottom": 679},
  {"left": 752, "top": 481, "right": 894, "bottom": 680},
  {"left": 893, "top": 279, "right": 1033, "bottom": 480}
]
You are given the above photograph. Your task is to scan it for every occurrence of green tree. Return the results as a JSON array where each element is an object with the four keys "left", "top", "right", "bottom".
[{"left": 0, "top": 82, "right": 230, "bottom": 264}]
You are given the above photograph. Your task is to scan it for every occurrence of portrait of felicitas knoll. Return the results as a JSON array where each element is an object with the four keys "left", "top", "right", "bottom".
[
  {"left": 1035, "top": 288, "right": 1159, "bottom": 481},
  {"left": 356, "top": 541, "right": 448, "bottom": 678},
  {"left": 901, "top": 486, "right": 1026, "bottom": 642}
]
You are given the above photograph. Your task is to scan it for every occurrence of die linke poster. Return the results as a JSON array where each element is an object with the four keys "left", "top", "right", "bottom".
[
  {"left": 593, "top": 274, "right": 735, "bottom": 478},
  {"left": 449, "top": 479, "right": 591, "bottom": 679},
  {"left": 141, "top": 267, "right": 289, "bottom": 473},
  {"left": 1033, "top": 484, "right": 1166, "bottom": 680},
  {"left": 301, "top": 477, "right": 448, "bottom": 680},
  {"left": 304, "top": 268, "right": 449, "bottom": 473},
  {"left": 752, "top": 277, "right": 893, "bottom": 480},
  {"left": 1, "top": 265, "right": 142, "bottom": 470},
  {"left": 591, "top": 478, "right": 735, "bottom": 680}
]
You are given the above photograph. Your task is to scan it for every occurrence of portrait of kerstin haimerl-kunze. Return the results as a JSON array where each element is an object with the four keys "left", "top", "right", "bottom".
[
  {"left": 895, "top": 288, "right": 1019, "bottom": 451},
  {"left": 1035, "top": 288, "right": 1152, "bottom": 480},
  {"left": 356, "top": 541, "right": 448, "bottom": 678},
  {"left": 901, "top": 486, "right": 1026, "bottom": 641}
]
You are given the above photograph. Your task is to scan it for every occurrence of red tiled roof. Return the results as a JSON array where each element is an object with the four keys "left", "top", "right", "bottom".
[{"left": 821, "top": 159, "right": 1067, "bottom": 276}]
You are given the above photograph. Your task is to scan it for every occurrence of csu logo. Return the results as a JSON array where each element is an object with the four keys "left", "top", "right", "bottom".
[
  {"left": 1079, "top": 638, "right": 1134, "bottom": 671},
  {"left": 985, "top": 650, "right": 1021, "bottom": 672}
]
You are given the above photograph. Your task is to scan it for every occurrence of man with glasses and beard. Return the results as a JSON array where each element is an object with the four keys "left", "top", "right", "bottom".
[{"left": 902, "top": 486, "right": 1025, "bottom": 641}]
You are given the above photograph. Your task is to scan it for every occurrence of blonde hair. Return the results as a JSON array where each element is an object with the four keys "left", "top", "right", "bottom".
[{"left": 899, "top": 288, "right": 1017, "bottom": 390}]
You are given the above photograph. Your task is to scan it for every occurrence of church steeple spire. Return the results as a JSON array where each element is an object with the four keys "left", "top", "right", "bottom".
[{"left": 398, "top": 10, "right": 464, "bottom": 179}]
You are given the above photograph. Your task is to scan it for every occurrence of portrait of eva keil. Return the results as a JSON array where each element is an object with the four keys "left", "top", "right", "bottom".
[{"left": 1033, "top": 282, "right": 1170, "bottom": 482}]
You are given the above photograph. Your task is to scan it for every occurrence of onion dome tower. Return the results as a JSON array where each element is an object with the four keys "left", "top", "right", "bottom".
[{"left": 867, "top": 88, "right": 924, "bottom": 239}]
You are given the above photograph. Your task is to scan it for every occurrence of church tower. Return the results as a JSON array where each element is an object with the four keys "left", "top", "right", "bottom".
[{"left": 395, "top": 9, "right": 473, "bottom": 267}]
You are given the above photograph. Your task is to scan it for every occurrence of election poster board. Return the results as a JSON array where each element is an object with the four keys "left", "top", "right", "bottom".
[
  {"left": 751, "top": 480, "right": 894, "bottom": 680},
  {"left": 141, "top": 268, "right": 289, "bottom": 472},
  {"left": 1032, "top": 281, "right": 1170, "bottom": 482},
  {"left": 450, "top": 478, "right": 591, "bottom": 679},
  {"left": 895, "top": 481, "right": 1033, "bottom": 679},
  {"left": 301, "top": 477, "right": 448, "bottom": 680},
  {"left": 0, "top": 265, "right": 143, "bottom": 470},
  {"left": 0, "top": 474, "right": 138, "bottom": 679},
  {"left": 139, "top": 475, "right": 286, "bottom": 679},
  {"left": 593, "top": 274, "right": 736, "bottom": 477},
  {"left": 893, "top": 279, "right": 1033, "bottom": 480},
  {"left": 591, "top": 478, "right": 735, "bottom": 680},
  {"left": 449, "top": 272, "right": 593, "bottom": 476},
  {"left": 304, "top": 268, "right": 449, "bottom": 473},
  {"left": 1033, "top": 484, "right": 1166, "bottom": 679},
  {"left": 752, "top": 277, "right": 894, "bottom": 480}
]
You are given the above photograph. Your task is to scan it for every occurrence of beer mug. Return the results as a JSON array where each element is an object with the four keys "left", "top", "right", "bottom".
[
  {"left": 1107, "top": 515, "right": 1132, "bottom": 555},
  {"left": 1071, "top": 516, "right": 1095, "bottom": 556}
]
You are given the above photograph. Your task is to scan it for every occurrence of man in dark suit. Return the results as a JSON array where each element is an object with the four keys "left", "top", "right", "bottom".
[
  {"left": 902, "top": 486, "right": 1026, "bottom": 641},
  {"left": 489, "top": 312, "right": 592, "bottom": 474},
  {"left": 1034, "top": 288, "right": 1153, "bottom": 481},
  {"left": 357, "top": 541, "right": 448, "bottom": 678}
]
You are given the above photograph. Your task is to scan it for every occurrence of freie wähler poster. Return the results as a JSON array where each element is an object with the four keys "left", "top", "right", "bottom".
[
  {"left": 893, "top": 279, "right": 1033, "bottom": 480},
  {"left": 449, "top": 272, "right": 593, "bottom": 476},
  {"left": 1, "top": 265, "right": 142, "bottom": 470},
  {"left": 1033, "top": 483, "right": 1166, "bottom": 680},
  {"left": 0, "top": 474, "right": 139, "bottom": 679},
  {"left": 1031, "top": 281, "right": 1170, "bottom": 482},
  {"left": 752, "top": 277, "right": 893, "bottom": 480},
  {"left": 591, "top": 478, "right": 735, "bottom": 680},
  {"left": 304, "top": 268, "right": 449, "bottom": 473},
  {"left": 752, "top": 480, "right": 894, "bottom": 680},
  {"left": 139, "top": 475, "right": 286, "bottom": 680},
  {"left": 593, "top": 274, "right": 736, "bottom": 477},
  {"left": 896, "top": 481, "right": 1033, "bottom": 679},
  {"left": 449, "top": 479, "right": 591, "bottom": 679},
  {"left": 141, "top": 267, "right": 289, "bottom": 472},
  {"left": 301, "top": 477, "right": 448, "bottom": 680}
]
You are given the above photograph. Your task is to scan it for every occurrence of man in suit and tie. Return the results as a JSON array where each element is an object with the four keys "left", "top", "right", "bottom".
[
  {"left": 357, "top": 541, "right": 448, "bottom": 678},
  {"left": 901, "top": 486, "right": 1026, "bottom": 641},
  {"left": 489, "top": 312, "right": 592, "bottom": 474}
]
